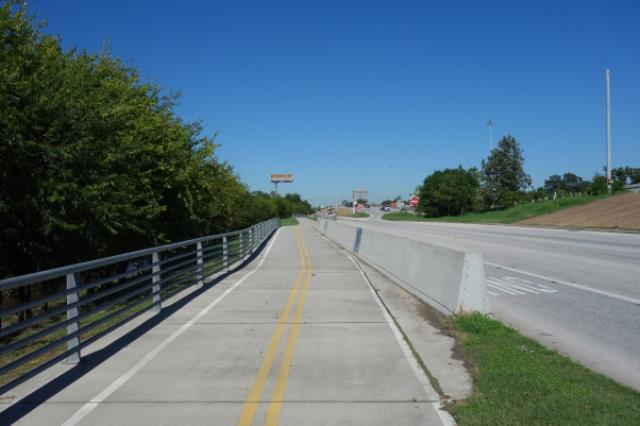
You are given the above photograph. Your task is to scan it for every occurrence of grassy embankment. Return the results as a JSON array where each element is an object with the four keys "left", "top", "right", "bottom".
[
  {"left": 383, "top": 194, "right": 609, "bottom": 224},
  {"left": 335, "top": 207, "right": 369, "bottom": 218},
  {"left": 280, "top": 217, "right": 299, "bottom": 226},
  {"left": 449, "top": 313, "right": 640, "bottom": 425}
]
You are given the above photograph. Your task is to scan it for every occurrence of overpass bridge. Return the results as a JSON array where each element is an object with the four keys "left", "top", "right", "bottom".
[{"left": 1, "top": 220, "right": 458, "bottom": 425}]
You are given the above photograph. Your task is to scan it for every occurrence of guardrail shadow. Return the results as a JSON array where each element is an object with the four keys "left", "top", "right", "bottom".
[{"left": 0, "top": 232, "right": 276, "bottom": 424}]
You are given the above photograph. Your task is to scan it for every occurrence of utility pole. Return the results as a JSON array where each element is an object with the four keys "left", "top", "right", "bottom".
[
  {"left": 389, "top": 165, "right": 393, "bottom": 201},
  {"left": 352, "top": 190, "right": 356, "bottom": 215},
  {"left": 605, "top": 68, "right": 612, "bottom": 193},
  {"left": 486, "top": 120, "right": 495, "bottom": 150}
]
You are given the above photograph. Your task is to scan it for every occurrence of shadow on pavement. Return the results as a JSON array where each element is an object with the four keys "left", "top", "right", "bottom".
[{"left": 0, "top": 232, "right": 276, "bottom": 424}]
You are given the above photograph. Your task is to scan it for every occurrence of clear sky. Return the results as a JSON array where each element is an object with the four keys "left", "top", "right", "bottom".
[{"left": 30, "top": 0, "right": 640, "bottom": 206}]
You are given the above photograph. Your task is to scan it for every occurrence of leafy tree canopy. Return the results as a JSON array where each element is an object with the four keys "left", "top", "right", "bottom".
[
  {"left": 0, "top": 4, "right": 311, "bottom": 278},
  {"left": 481, "top": 135, "right": 531, "bottom": 209},
  {"left": 418, "top": 166, "right": 480, "bottom": 217}
]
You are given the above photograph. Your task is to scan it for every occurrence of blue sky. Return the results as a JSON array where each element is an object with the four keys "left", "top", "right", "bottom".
[{"left": 30, "top": 0, "right": 639, "bottom": 206}]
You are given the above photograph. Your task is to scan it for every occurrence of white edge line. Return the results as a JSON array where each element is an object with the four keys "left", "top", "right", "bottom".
[
  {"left": 315, "top": 231, "right": 455, "bottom": 426},
  {"left": 61, "top": 229, "right": 281, "bottom": 426},
  {"left": 347, "top": 255, "right": 456, "bottom": 426},
  {"left": 485, "top": 261, "right": 640, "bottom": 305}
]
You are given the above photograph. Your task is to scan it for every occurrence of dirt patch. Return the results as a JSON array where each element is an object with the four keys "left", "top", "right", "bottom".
[{"left": 518, "top": 192, "right": 640, "bottom": 230}]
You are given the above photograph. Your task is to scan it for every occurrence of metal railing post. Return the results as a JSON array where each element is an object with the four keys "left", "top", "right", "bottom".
[
  {"left": 64, "top": 273, "right": 80, "bottom": 364},
  {"left": 250, "top": 227, "right": 255, "bottom": 253},
  {"left": 240, "top": 231, "right": 245, "bottom": 261},
  {"left": 152, "top": 251, "right": 161, "bottom": 312},
  {"left": 196, "top": 241, "right": 203, "bottom": 286},
  {"left": 223, "top": 236, "right": 229, "bottom": 273},
  {"left": 253, "top": 226, "right": 257, "bottom": 252}
]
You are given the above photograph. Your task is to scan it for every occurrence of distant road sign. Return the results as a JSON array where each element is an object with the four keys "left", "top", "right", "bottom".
[
  {"left": 410, "top": 196, "right": 420, "bottom": 207},
  {"left": 270, "top": 174, "right": 294, "bottom": 183}
]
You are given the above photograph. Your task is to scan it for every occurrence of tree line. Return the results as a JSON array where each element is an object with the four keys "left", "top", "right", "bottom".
[
  {"left": 417, "top": 134, "right": 637, "bottom": 217},
  {"left": 0, "top": 4, "right": 310, "bottom": 279}
]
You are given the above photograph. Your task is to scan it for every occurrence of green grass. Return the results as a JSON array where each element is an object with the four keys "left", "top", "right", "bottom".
[
  {"left": 350, "top": 212, "right": 370, "bottom": 218},
  {"left": 383, "top": 194, "right": 610, "bottom": 224},
  {"left": 449, "top": 313, "right": 640, "bottom": 425},
  {"left": 280, "top": 217, "right": 299, "bottom": 226}
]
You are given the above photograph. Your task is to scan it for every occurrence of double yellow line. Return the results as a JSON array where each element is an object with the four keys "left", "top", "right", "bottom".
[{"left": 236, "top": 227, "right": 313, "bottom": 426}]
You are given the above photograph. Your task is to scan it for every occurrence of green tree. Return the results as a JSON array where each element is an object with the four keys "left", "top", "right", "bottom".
[
  {"left": 0, "top": 4, "right": 279, "bottom": 279},
  {"left": 561, "top": 173, "right": 583, "bottom": 194},
  {"left": 481, "top": 135, "right": 531, "bottom": 209},
  {"left": 544, "top": 173, "right": 585, "bottom": 196},
  {"left": 418, "top": 166, "right": 480, "bottom": 216},
  {"left": 592, "top": 175, "right": 608, "bottom": 195},
  {"left": 544, "top": 174, "right": 563, "bottom": 195},
  {"left": 612, "top": 166, "right": 640, "bottom": 185}
]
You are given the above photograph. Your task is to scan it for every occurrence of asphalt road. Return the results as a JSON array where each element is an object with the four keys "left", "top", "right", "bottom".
[{"left": 345, "top": 208, "right": 640, "bottom": 390}]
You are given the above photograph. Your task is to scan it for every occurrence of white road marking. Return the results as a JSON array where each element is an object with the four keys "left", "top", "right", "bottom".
[
  {"left": 347, "top": 255, "right": 456, "bottom": 426},
  {"left": 502, "top": 277, "right": 541, "bottom": 294},
  {"left": 61, "top": 230, "right": 281, "bottom": 426},
  {"left": 534, "top": 283, "right": 558, "bottom": 293},
  {"left": 486, "top": 278, "right": 525, "bottom": 295},
  {"left": 486, "top": 275, "right": 560, "bottom": 296},
  {"left": 488, "top": 291, "right": 500, "bottom": 296},
  {"left": 486, "top": 282, "right": 520, "bottom": 295},
  {"left": 485, "top": 261, "right": 640, "bottom": 305}
]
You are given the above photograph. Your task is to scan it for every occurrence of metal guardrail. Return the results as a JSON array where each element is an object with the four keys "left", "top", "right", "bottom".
[{"left": 0, "top": 218, "right": 279, "bottom": 390}]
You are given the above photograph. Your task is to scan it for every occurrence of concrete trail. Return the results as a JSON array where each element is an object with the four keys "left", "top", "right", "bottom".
[{"left": 1, "top": 222, "right": 451, "bottom": 426}]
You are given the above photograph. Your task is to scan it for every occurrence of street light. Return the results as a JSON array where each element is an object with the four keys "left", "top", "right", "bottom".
[
  {"left": 389, "top": 165, "right": 393, "bottom": 201},
  {"left": 486, "top": 120, "right": 495, "bottom": 150},
  {"left": 605, "top": 69, "right": 612, "bottom": 193}
]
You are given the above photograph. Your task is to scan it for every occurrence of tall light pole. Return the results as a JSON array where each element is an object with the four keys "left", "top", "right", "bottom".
[
  {"left": 605, "top": 68, "right": 612, "bottom": 193},
  {"left": 389, "top": 165, "right": 393, "bottom": 201},
  {"left": 486, "top": 120, "right": 495, "bottom": 150}
]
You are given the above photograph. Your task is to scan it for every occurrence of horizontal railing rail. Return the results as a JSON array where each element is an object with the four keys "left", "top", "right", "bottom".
[{"left": 0, "top": 218, "right": 280, "bottom": 391}]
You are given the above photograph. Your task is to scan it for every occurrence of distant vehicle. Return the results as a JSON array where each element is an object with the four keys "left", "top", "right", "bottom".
[
  {"left": 364, "top": 203, "right": 370, "bottom": 208},
  {"left": 381, "top": 205, "right": 391, "bottom": 212}
]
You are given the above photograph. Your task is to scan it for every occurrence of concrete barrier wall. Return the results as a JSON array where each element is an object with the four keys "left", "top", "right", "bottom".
[{"left": 316, "top": 219, "right": 490, "bottom": 315}]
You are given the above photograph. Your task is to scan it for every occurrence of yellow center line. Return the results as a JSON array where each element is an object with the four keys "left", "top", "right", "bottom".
[
  {"left": 235, "top": 228, "right": 307, "bottom": 426},
  {"left": 264, "top": 229, "right": 314, "bottom": 426}
]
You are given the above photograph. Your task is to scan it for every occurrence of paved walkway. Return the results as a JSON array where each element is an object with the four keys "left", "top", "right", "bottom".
[{"left": 1, "top": 221, "right": 451, "bottom": 425}]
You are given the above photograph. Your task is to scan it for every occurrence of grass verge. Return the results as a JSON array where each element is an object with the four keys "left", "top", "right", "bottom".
[
  {"left": 383, "top": 194, "right": 610, "bottom": 224},
  {"left": 280, "top": 217, "right": 299, "bottom": 226},
  {"left": 350, "top": 212, "right": 370, "bottom": 218},
  {"left": 449, "top": 313, "right": 640, "bottom": 425}
]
